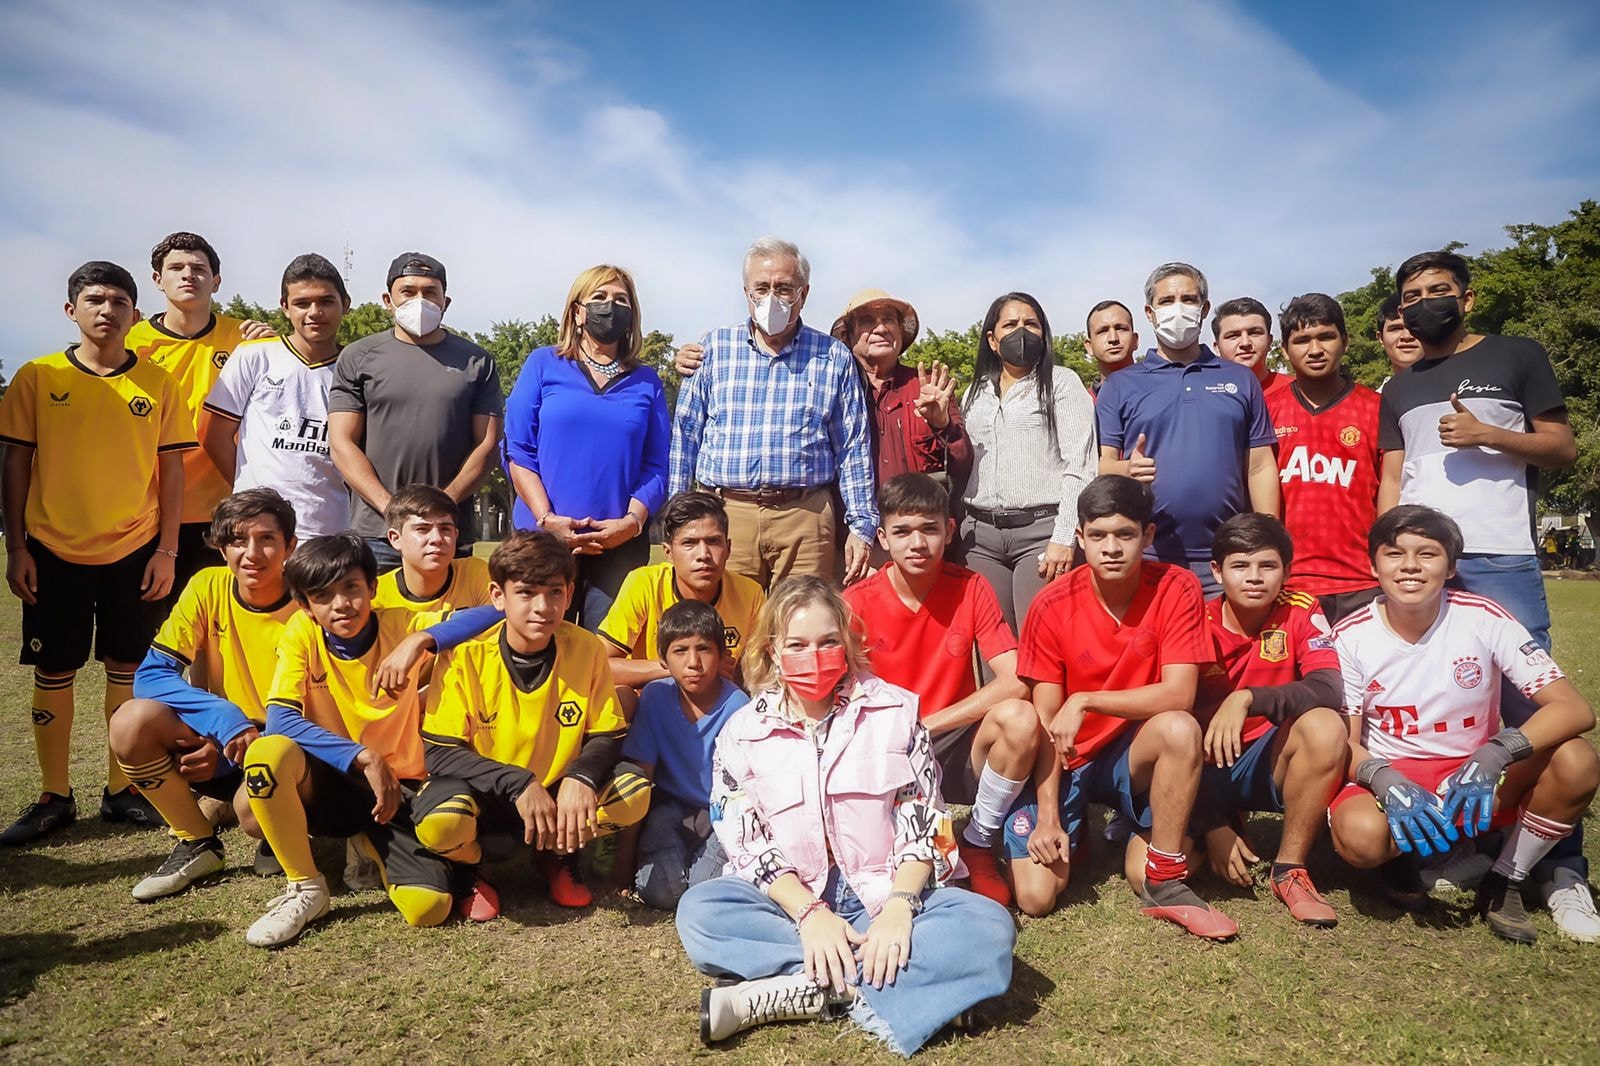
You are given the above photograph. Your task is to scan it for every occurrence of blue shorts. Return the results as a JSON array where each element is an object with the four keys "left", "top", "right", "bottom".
[
  {"left": 1002, "top": 727, "right": 1150, "bottom": 859},
  {"left": 1194, "top": 725, "right": 1283, "bottom": 832}
]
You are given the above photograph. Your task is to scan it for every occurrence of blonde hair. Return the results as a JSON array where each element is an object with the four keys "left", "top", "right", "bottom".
[
  {"left": 742, "top": 575, "right": 871, "bottom": 694},
  {"left": 556, "top": 264, "right": 642, "bottom": 364}
]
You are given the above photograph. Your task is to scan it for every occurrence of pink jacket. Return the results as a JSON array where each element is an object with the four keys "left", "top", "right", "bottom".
[{"left": 708, "top": 672, "right": 965, "bottom": 917}]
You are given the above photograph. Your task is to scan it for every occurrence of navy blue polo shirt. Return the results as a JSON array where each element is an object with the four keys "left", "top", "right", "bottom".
[{"left": 1095, "top": 346, "right": 1275, "bottom": 562}]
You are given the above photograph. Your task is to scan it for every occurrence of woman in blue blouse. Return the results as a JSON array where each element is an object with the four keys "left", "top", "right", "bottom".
[{"left": 504, "top": 265, "right": 670, "bottom": 629}]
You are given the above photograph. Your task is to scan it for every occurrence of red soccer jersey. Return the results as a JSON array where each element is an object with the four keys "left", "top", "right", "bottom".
[
  {"left": 846, "top": 562, "right": 1016, "bottom": 719},
  {"left": 1017, "top": 561, "right": 1212, "bottom": 768},
  {"left": 1267, "top": 379, "right": 1382, "bottom": 595},
  {"left": 1196, "top": 590, "right": 1340, "bottom": 744}
]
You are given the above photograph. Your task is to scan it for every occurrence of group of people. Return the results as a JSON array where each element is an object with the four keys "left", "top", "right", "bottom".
[{"left": 0, "top": 230, "right": 1594, "bottom": 1057}]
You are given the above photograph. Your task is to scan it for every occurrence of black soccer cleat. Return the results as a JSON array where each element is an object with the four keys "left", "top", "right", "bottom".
[
  {"left": 100, "top": 786, "right": 162, "bottom": 828},
  {"left": 1476, "top": 869, "right": 1538, "bottom": 945},
  {"left": 1, "top": 791, "right": 77, "bottom": 846}
]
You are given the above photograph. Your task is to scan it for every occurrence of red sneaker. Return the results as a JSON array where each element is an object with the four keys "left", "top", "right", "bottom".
[
  {"left": 538, "top": 853, "right": 593, "bottom": 908},
  {"left": 455, "top": 875, "right": 501, "bottom": 922},
  {"left": 1138, "top": 879, "right": 1239, "bottom": 941},
  {"left": 1271, "top": 867, "right": 1337, "bottom": 928},
  {"left": 962, "top": 844, "right": 1012, "bottom": 907}
]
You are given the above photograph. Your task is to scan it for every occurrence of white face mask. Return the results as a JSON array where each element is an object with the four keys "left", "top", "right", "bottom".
[
  {"left": 393, "top": 296, "right": 444, "bottom": 338},
  {"left": 1153, "top": 302, "right": 1202, "bottom": 349},
  {"left": 750, "top": 293, "right": 794, "bottom": 336}
]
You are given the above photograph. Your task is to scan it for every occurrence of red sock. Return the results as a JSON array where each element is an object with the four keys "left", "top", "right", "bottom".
[{"left": 1145, "top": 845, "right": 1189, "bottom": 886}]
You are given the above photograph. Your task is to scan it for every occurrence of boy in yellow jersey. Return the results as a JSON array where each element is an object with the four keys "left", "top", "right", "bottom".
[
  {"left": 0, "top": 261, "right": 195, "bottom": 846},
  {"left": 109, "top": 489, "right": 300, "bottom": 900},
  {"left": 599, "top": 491, "right": 765, "bottom": 690},
  {"left": 371, "top": 484, "right": 492, "bottom": 614},
  {"left": 412, "top": 531, "right": 652, "bottom": 921},
  {"left": 126, "top": 232, "right": 272, "bottom": 597},
  {"left": 240, "top": 533, "right": 455, "bottom": 947}
]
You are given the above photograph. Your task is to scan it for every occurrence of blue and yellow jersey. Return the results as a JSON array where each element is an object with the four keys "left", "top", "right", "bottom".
[{"left": 152, "top": 567, "right": 299, "bottom": 722}]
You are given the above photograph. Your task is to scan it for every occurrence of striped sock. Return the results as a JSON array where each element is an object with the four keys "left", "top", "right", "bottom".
[
  {"left": 103, "top": 668, "right": 137, "bottom": 794},
  {"left": 1492, "top": 811, "right": 1574, "bottom": 883},
  {"left": 1145, "top": 845, "right": 1189, "bottom": 886},
  {"left": 117, "top": 752, "right": 213, "bottom": 841},
  {"left": 31, "top": 671, "right": 76, "bottom": 797}
]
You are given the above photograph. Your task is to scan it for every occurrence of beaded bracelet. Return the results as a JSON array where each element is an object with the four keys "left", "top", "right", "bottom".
[{"left": 794, "top": 899, "right": 831, "bottom": 928}]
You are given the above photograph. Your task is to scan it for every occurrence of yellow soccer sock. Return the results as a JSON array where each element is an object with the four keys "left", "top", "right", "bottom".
[
  {"left": 31, "top": 672, "right": 76, "bottom": 797},
  {"left": 103, "top": 668, "right": 136, "bottom": 793},
  {"left": 413, "top": 784, "right": 483, "bottom": 863},
  {"left": 243, "top": 734, "right": 318, "bottom": 882},
  {"left": 594, "top": 770, "right": 653, "bottom": 837},
  {"left": 352, "top": 834, "right": 452, "bottom": 928},
  {"left": 117, "top": 752, "right": 213, "bottom": 841}
]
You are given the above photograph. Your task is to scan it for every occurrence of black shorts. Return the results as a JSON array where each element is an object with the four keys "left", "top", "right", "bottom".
[
  {"left": 20, "top": 535, "right": 163, "bottom": 672},
  {"left": 932, "top": 722, "right": 979, "bottom": 806},
  {"left": 298, "top": 757, "right": 449, "bottom": 894},
  {"left": 1318, "top": 585, "right": 1382, "bottom": 625},
  {"left": 193, "top": 765, "right": 245, "bottom": 802}
]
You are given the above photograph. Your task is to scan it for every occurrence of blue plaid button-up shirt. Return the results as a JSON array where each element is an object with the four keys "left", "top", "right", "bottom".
[{"left": 669, "top": 320, "right": 878, "bottom": 541}]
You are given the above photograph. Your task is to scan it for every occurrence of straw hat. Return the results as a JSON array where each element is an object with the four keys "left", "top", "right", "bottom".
[{"left": 830, "top": 288, "right": 920, "bottom": 353}]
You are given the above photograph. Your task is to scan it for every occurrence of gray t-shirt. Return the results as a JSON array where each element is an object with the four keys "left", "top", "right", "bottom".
[{"left": 328, "top": 329, "right": 504, "bottom": 541}]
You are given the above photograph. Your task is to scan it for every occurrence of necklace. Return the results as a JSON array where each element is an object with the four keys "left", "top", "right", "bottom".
[{"left": 581, "top": 351, "right": 625, "bottom": 379}]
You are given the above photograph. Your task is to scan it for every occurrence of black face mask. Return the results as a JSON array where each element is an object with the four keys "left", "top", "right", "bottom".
[
  {"left": 1400, "top": 295, "right": 1463, "bottom": 346},
  {"left": 998, "top": 327, "right": 1046, "bottom": 369},
  {"left": 582, "top": 300, "right": 633, "bottom": 345}
]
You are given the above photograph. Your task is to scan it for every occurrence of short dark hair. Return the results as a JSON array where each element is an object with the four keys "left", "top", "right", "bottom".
[
  {"left": 879, "top": 473, "right": 949, "bottom": 523},
  {"left": 281, "top": 253, "right": 349, "bottom": 304},
  {"left": 1077, "top": 474, "right": 1154, "bottom": 527},
  {"left": 489, "top": 530, "right": 576, "bottom": 587},
  {"left": 207, "top": 488, "right": 297, "bottom": 549},
  {"left": 1211, "top": 297, "right": 1272, "bottom": 339},
  {"left": 1367, "top": 505, "right": 1464, "bottom": 566},
  {"left": 1396, "top": 250, "right": 1470, "bottom": 293},
  {"left": 660, "top": 491, "right": 729, "bottom": 543},
  {"left": 284, "top": 533, "right": 376, "bottom": 602},
  {"left": 1086, "top": 299, "right": 1132, "bottom": 332},
  {"left": 1279, "top": 293, "right": 1346, "bottom": 341},
  {"left": 657, "top": 599, "right": 725, "bottom": 659},
  {"left": 1377, "top": 293, "right": 1403, "bottom": 332},
  {"left": 67, "top": 261, "right": 137, "bottom": 305},
  {"left": 384, "top": 485, "right": 457, "bottom": 531},
  {"left": 1211, "top": 512, "right": 1294, "bottom": 568},
  {"left": 151, "top": 232, "right": 220, "bottom": 275}
]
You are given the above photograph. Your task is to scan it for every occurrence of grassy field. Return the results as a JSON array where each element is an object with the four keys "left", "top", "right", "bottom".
[{"left": 2, "top": 581, "right": 1599, "bottom": 1064}]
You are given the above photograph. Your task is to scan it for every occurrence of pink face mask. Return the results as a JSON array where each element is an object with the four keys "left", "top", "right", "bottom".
[{"left": 780, "top": 645, "right": 849, "bottom": 702}]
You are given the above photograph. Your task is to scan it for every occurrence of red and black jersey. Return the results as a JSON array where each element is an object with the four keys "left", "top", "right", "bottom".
[
  {"left": 1267, "top": 378, "right": 1382, "bottom": 596},
  {"left": 1196, "top": 590, "right": 1340, "bottom": 743}
]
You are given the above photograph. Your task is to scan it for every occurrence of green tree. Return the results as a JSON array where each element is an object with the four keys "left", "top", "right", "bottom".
[
  {"left": 471, "top": 316, "right": 559, "bottom": 394},
  {"left": 214, "top": 295, "right": 289, "bottom": 335},
  {"left": 338, "top": 301, "right": 393, "bottom": 346}
]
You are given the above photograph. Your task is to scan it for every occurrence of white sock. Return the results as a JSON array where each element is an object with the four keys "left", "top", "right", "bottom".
[
  {"left": 1492, "top": 811, "right": 1574, "bottom": 882},
  {"left": 962, "top": 763, "right": 1027, "bottom": 847}
]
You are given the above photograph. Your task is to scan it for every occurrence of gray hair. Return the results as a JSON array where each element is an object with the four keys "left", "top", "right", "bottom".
[
  {"left": 742, "top": 236, "right": 811, "bottom": 286},
  {"left": 1143, "top": 262, "right": 1208, "bottom": 305}
]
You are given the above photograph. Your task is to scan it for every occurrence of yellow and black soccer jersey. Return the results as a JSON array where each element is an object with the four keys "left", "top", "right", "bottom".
[
  {"left": 423, "top": 621, "right": 625, "bottom": 787},
  {"left": 266, "top": 607, "right": 442, "bottom": 779},
  {"left": 373, "top": 556, "right": 493, "bottom": 614},
  {"left": 598, "top": 561, "right": 766, "bottom": 663},
  {"left": 0, "top": 348, "right": 195, "bottom": 564},
  {"left": 127, "top": 313, "right": 252, "bottom": 524},
  {"left": 151, "top": 566, "right": 300, "bottom": 723}
]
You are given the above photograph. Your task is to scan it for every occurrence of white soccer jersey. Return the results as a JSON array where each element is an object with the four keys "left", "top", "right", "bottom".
[
  {"left": 203, "top": 336, "right": 350, "bottom": 538},
  {"left": 1333, "top": 589, "right": 1563, "bottom": 760}
]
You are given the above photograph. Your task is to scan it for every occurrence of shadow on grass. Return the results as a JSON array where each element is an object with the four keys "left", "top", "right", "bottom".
[
  {"left": 0, "top": 919, "right": 228, "bottom": 1007},
  {"left": 0, "top": 849, "right": 168, "bottom": 892}
]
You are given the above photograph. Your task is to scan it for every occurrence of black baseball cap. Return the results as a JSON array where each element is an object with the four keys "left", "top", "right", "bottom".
[{"left": 386, "top": 252, "right": 446, "bottom": 291}]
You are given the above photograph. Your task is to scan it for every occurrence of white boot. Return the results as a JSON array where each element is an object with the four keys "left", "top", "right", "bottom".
[
  {"left": 246, "top": 875, "right": 332, "bottom": 948},
  {"left": 1542, "top": 868, "right": 1600, "bottom": 943},
  {"left": 700, "top": 974, "right": 843, "bottom": 1044}
]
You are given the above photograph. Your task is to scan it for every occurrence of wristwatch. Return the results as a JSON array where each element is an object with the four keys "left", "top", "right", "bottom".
[{"left": 886, "top": 890, "right": 924, "bottom": 915}]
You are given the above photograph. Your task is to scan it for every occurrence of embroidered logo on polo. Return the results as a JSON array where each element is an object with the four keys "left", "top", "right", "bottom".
[
  {"left": 555, "top": 700, "right": 581, "bottom": 727},
  {"left": 244, "top": 763, "right": 278, "bottom": 799},
  {"left": 128, "top": 396, "right": 154, "bottom": 418}
]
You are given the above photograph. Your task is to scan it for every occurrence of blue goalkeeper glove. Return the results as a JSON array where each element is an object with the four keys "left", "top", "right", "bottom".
[
  {"left": 1359, "top": 759, "right": 1458, "bottom": 857},
  {"left": 1439, "top": 729, "right": 1531, "bottom": 837}
]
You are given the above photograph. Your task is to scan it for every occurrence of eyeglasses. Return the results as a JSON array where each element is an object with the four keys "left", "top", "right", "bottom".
[{"left": 747, "top": 283, "right": 802, "bottom": 301}]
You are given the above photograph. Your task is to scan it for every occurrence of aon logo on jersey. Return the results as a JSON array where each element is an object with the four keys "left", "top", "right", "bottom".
[{"left": 1280, "top": 446, "right": 1355, "bottom": 487}]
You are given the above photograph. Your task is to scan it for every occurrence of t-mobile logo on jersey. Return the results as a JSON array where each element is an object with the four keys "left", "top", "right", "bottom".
[
  {"left": 1279, "top": 445, "right": 1355, "bottom": 487},
  {"left": 272, "top": 416, "right": 331, "bottom": 455}
]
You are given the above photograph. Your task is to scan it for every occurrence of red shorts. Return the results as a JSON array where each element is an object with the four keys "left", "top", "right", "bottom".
[{"left": 1331, "top": 755, "right": 1517, "bottom": 830}]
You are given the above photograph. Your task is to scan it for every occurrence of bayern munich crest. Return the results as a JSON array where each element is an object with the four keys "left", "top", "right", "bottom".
[{"left": 1453, "top": 658, "right": 1484, "bottom": 689}]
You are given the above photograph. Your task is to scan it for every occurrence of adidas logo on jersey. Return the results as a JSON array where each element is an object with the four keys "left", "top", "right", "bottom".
[
  {"left": 1280, "top": 446, "right": 1355, "bottom": 487},
  {"left": 1365, "top": 678, "right": 1385, "bottom": 694}
]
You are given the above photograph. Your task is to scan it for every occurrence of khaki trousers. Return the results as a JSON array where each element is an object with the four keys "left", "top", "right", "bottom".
[{"left": 722, "top": 488, "right": 837, "bottom": 590}]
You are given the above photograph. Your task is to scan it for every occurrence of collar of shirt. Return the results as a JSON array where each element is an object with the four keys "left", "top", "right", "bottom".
[
  {"left": 1140, "top": 344, "right": 1222, "bottom": 371},
  {"left": 866, "top": 363, "right": 918, "bottom": 408},
  {"left": 742, "top": 318, "right": 811, "bottom": 361}
]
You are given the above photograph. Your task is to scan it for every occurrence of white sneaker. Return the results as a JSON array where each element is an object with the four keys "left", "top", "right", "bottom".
[
  {"left": 132, "top": 836, "right": 226, "bottom": 902},
  {"left": 1542, "top": 868, "right": 1600, "bottom": 943},
  {"left": 1104, "top": 812, "right": 1135, "bottom": 844},
  {"left": 1419, "top": 845, "right": 1492, "bottom": 893},
  {"left": 343, "top": 837, "right": 383, "bottom": 892},
  {"left": 699, "top": 974, "right": 844, "bottom": 1045},
  {"left": 246, "top": 875, "right": 332, "bottom": 947}
]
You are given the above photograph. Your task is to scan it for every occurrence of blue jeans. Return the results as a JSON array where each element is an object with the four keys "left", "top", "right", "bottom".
[
  {"left": 1451, "top": 554, "right": 1582, "bottom": 879},
  {"left": 676, "top": 873, "right": 1015, "bottom": 1056},
  {"left": 635, "top": 796, "right": 727, "bottom": 911}
]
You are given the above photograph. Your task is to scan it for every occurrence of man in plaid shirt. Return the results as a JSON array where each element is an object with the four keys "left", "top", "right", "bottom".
[{"left": 669, "top": 237, "right": 877, "bottom": 588}]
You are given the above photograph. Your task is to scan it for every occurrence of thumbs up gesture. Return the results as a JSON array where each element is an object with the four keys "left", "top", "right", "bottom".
[
  {"left": 1126, "top": 432, "right": 1157, "bottom": 483},
  {"left": 1438, "top": 393, "right": 1488, "bottom": 449}
]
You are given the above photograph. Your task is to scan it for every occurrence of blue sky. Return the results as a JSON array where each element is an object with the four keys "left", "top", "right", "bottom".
[{"left": 2, "top": 0, "right": 1598, "bottom": 366}]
